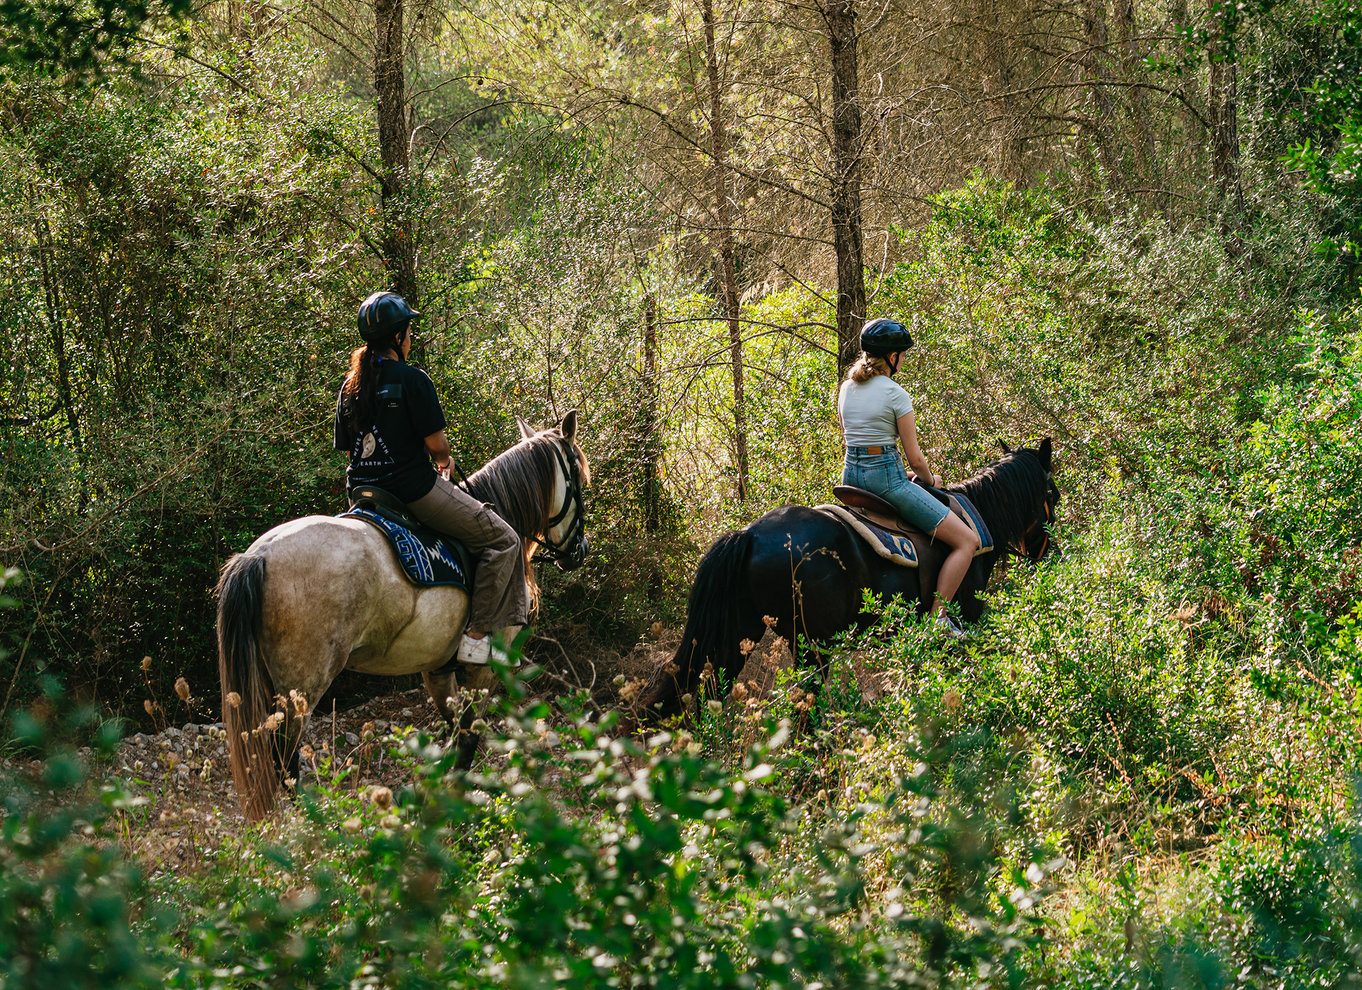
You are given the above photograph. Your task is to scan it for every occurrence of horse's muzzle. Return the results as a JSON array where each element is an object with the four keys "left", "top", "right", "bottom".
[{"left": 554, "top": 534, "right": 589, "bottom": 572}]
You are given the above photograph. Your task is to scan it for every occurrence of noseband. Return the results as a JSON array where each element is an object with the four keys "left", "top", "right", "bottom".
[
  {"left": 533, "top": 437, "right": 588, "bottom": 569},
  {"left": 1009, "top": 473, "right": 1056, "bottom": 562}
]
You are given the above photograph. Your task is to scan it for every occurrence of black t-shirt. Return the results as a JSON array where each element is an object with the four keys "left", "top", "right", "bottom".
[{"left": 334, "top": 357, "right": 447, "bottom": 502}]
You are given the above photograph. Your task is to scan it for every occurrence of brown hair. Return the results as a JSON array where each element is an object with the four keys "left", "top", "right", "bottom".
[
  {"left": 339, "top": 345, "right": 383, "bottom": 432},
  {"left": 340, "top": 321, "right": 408, "bottom": 431},
  {"left": 846, "top": 352, "right": 891, "bottom": 384}
]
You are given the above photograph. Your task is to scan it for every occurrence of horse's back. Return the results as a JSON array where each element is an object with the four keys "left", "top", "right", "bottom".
[
  {"left": 239, "top": 514, "right": 464, "bottom": 680},
  {"left": 745, "top": 504, "right": 929, "bottom": 640}
]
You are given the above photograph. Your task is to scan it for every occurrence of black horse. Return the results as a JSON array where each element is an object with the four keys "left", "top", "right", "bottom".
[{"left": 648, "top": 439, "right": 1059, "bottom": 717}]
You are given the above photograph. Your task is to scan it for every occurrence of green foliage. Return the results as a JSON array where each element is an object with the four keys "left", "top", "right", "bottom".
[
  {"left": 0, "top": 0, "right": 192, "bottom": 74},
  {"left": 1, "top": 668, "right": 1047, "bottom": 989},
  {"left": 1274, "top": 0, "right": 1362, "bottom": 280}
]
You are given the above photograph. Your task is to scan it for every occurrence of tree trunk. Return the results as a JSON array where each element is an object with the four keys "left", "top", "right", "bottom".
[
  {"left": 1114, "top": 0, "right": 1154, "bottom": 183},
  {"left": 641, "top": 293, "right": 661, "bottom": 534},
  {"left": 35, "top": 213, "right": 81, "bottom": 450},
  {"left": 374, "top": 0, "right": 418, "bottom": 306},
  {"left": 825, "top": 0, "right": 866, "bottom": 380},
  {"left": 1206, "top": 3, "right": 1244, "bottom": 256},
  {"left": 702, "top": 0, "right": 748, "bottom": 503},
  {"left": 1168, "top": 0, "right": 1205, "bottom": 173},
  {"left": 974, "top": 0, "right": 1021, "bottom": 183},
  {"left": 1081, "top": 0, "right": 1122, "bottom": 189}
]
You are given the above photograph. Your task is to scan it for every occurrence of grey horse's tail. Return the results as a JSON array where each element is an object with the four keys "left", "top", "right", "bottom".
[{"left": 216, "top": 551, "right": 280, "bottom": 820}]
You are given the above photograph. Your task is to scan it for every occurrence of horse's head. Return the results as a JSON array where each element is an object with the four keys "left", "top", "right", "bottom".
[
  {"left": 465, "top": 410, "right": 592, "bottom": 573},
  {"left": 999, "top": 437, "right": 1059, "bottom": 562},
  {"left": 518, "top": 409, "right": 592, "bottom": 572}
]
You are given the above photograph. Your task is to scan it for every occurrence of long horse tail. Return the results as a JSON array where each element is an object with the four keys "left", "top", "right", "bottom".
[
  {"left": 216, "top": 551, "right": 279, "bottom": 821},
  {"left": 649, "top": 528, "right": 756, "bottom": 719}
]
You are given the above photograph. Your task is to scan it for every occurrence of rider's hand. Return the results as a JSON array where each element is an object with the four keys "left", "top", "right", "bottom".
[{"left": 932, "top": 473, "right": 943, "bottom": 487}]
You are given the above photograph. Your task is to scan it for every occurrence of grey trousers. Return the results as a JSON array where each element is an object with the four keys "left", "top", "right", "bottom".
[{"left": 408, "top": 475, "right": 527, "bottom": 633}]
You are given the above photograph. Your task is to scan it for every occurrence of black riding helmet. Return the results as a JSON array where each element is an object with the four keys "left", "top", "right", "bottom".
[
  {"left": 860, "top": 317, "right": 913, "bottom": 356},
  {"left": 357, "top": 291, "right": 420, "bottom": 344}
]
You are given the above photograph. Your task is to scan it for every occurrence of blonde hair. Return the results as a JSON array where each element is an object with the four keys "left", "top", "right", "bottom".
[{"left": 847, "top": 352, "right": 891, "bottom": 384}]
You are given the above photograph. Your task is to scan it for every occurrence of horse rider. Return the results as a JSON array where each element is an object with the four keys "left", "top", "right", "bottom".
[
  {"left": 334, "top": 291, "right": 526, "bottom": 664},
  {"left": 837, "top": 317, "right": 981, "bottom": 637}
]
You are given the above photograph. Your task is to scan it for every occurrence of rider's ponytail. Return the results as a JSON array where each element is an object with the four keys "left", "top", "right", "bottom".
[
  {"left": 341, "top": 344, "right": 383, "bottom": 431},
  {"left": 847, "top": 352, "right": 890, "bottom": 384}
]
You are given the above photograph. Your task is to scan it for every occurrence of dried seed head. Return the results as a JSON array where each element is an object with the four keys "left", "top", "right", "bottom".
[
  {"left": 290, "top": 690, "right": 309, "bottom": 717},
  {"left": 143, "top": 699, "right": 155, "bottom": 716},
  {"left": 732, "top": 682, "right": 749, "bottom": 702},
  {"left": 226, "top": 692, "right": 242, "bottom": 709},
  {"left": 368, "top": 785, "right": 393, "bottom": 810},
  {"left": 707, "top": 699, "right": 723, "bottom": 715},
  {"left": 263, "top": 712, "right": 284, "bottom": 732},
  {"left": 664, "top": 662, "right": 680, "bottom": 677},
  {"left": 739, "top": 638, "right": 756, "bottom": 657},
  {"left": 141, "top": 656, "right": 153, "bottom": 672},
  {"left": 299, "top": 744, "right": 315, "bottom": 762},
  {"left": 762, "top": 614, "right": 778, "bottom": 629},
  {"left": 174, "top": 677, "right": 191, "bottom": 702},
  {"left": 650, "top": 621, "right": 663, "bottom": 637}
]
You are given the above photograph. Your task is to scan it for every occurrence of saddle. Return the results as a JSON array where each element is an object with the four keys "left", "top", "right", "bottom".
[
  {"left": 816, "top": 483, "right": 994, "bottom": 569},
  {"left": 341, "top": 485, "right": 473, "bottom": 590}
]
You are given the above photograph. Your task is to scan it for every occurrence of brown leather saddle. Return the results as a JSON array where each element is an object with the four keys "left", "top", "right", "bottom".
[{"left": 832, "top": 484, "right": 994, "bottom": 555}]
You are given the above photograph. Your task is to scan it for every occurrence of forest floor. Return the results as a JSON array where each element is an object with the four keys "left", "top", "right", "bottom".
[{"left": 1, "top": 626, "right": 887, "bottom": 873}]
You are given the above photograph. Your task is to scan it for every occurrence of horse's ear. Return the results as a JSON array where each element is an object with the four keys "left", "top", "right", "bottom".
[
  {"left": 515, "top": 415, "right": 535, "bottom": 440},
  {"left": 999, "top": 439, "right": 1011, "bottom": 454},
  {"left": 559, "top": 409, "right": 578, "bottom": 444},
  {"left": 1038, "top": 437, "right": 1052, "bottom": 471}
]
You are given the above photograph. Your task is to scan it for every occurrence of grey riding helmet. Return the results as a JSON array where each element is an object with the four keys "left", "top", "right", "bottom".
[
  {"left": 357, "top": 291, "right": 421, "bottom": 343},
  {"left": 860, "top": 317, "right": 913, "bottom": 356}
]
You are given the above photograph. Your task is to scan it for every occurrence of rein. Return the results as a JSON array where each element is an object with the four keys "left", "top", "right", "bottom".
[
  {"left": 529, "top": 438, "right": 588, "bottom": 567},
  {"left": 1006, "top": 472, "right": 1055, "bottom": 561}
]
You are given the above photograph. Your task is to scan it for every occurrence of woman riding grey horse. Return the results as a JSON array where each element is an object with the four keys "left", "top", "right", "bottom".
[{"left": 335, "top": 291, "right": 523, "bottom": 664}]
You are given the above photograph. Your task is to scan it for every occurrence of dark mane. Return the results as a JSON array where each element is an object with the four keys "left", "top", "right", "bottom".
[
  {"left": 461, "top": 433, "right": 562, "bottom": 539},
  {"left": 947, "top": 450, "right": 1050, "bottom": 546}
]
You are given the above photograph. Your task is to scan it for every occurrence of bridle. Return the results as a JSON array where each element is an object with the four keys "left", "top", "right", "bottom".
[
  {"left": 1009, "top": 473, "right": 1058, "bottom": 562},
  {"left": 533, "top": 437, "right": 589, "bottom": 571}
]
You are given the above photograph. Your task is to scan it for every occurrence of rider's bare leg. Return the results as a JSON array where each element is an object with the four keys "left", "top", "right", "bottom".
[{"left": 931, "top": 512, "right": 981, "bottom": 616}]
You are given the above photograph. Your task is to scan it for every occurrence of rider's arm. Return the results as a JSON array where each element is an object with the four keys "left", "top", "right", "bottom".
[
  {"left": 897, "top": 411, "right": 942, "bottom": 487},
  {"left": 424, "top": 431, "right": 453, "bottom": 477}
]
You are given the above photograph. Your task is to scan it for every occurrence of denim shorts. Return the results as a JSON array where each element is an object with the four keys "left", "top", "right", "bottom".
[{"left": 842, "top": 446, "right": 950, "bottom": 533}]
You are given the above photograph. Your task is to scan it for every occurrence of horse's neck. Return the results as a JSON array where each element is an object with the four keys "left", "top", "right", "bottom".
[
  {"left": 948, "top": 469, "right": 1024, "bottom": 547},
  {"left": 462, "top": 447, "right": 551, "bottom": 543}
]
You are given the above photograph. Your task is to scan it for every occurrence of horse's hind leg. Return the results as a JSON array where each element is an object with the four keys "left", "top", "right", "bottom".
[
  {"left": 422, "top": 663, "right": 499, "bottom": 768},
  {"left": 456, "top": 664, "right": 499, "bottom": 769},
  {"left": 422, "top": 669, "right": 460, "bottom": 730}
]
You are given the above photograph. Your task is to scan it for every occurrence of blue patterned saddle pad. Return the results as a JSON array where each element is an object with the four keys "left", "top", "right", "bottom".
[
  {"left": 341, "top": 507, "right": 472, "bottom": 590},
  {"left": 814, "top": 504, "right": 920, "bottom": 567}
]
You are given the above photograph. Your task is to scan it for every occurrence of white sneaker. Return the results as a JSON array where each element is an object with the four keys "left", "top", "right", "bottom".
[
  {"left": 936, "top": 614, "right": 968, "bottom": 640},
  {"left": 456, "top": 634, "right": 514, "bottom": 666},
  {"left": 457, "top": 634, "right": 491, "bottom": 665}
]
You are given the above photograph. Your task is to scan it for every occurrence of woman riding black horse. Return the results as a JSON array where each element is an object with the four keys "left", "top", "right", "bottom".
[
  {"left": 840, "top": 318, "right": 980, "bottom": 638},
  {"left": 647, "top": 435, "right": 1059, "bottom": 718}
]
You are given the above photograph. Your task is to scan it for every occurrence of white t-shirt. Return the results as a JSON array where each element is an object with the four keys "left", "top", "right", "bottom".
[{"left": 838, "top": 375, "right": 914, "bottom": 447}]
